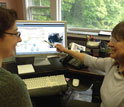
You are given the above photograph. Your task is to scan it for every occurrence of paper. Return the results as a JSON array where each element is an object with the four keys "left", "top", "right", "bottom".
[
  {"left": 17, "top": 64, "right": 35, "bottom": 74},
  {"left": 99, "top": 31, "right": 111, "bottom": 36},
  {"left": 70, "top": 42, "right": 86, "bottom": 52}
]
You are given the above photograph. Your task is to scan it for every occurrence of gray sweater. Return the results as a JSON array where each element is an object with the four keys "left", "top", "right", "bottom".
[
  {"left": 0, "top": 67, "right": 33, "bottom": 107},
  {"left": 84, "top": 55, "right": 124, "bottom": 107}
]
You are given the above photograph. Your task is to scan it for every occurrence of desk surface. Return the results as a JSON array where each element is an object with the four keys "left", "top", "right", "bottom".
[
  {"left": 2, "top": 57, "right": 68, "bottom": 78},
  {"left": 70, "top": 68, "right": 104, "bottom": 76},
  {"left": 66, "top": 65, "right": 104, "bottom": 78},
  {"left": 2, "top": 57, "right": 104, "bottom": 78}
]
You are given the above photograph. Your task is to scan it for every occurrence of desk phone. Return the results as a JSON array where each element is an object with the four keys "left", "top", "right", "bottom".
[{"left": 60, "top": 55, "right": 88, "bottom": 70}]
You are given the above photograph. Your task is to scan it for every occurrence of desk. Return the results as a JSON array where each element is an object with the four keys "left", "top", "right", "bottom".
[
  {"left": 2, "top": 57, "right": 104, "bottom": 78},
  {"left": 2, "top": 57, "right": 68, "bottom": 78},
  {"left": 2, "top": 57, "right": 103, "bottom": 107},
  {"left": 67, "top": 65, "right": 104, "bottom": 77}
]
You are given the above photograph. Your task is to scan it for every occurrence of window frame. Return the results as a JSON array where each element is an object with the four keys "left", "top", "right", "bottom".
[
  {"left": 23, "top": 0, "right": 111, "bottom": 39},
  {"left": 23, "top": 0, "right": 61, "bottom": 21},
  {"left": 0, "top": 2, "right": 6, "bottom": 8}
]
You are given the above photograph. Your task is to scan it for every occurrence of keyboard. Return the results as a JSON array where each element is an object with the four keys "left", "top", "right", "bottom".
[{"left": 23, "top": 74, "right": 67, "bottom": 96}]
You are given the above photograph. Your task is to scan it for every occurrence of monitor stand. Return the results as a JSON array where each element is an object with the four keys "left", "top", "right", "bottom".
[{"left": 33, "top": 55, "right": 51, "bottom": 66}]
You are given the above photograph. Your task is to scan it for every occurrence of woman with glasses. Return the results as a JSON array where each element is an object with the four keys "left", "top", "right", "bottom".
[
  {"left": 55, "top": 21, "right": 124, "bottom": 107},
  {"left": 0, "top": 7, "right": 33, "bottom": 107}
]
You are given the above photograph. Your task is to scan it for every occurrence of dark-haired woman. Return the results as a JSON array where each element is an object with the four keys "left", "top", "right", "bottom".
[{"left": 0, "top": 7, "right": 33, "bottom": 107}]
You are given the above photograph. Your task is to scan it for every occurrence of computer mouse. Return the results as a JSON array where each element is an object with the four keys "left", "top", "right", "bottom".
[{"left": 72, "top": 79, "right": 79, "bottom": 87}]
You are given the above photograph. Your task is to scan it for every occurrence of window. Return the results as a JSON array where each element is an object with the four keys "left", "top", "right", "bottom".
[
  {"left": 25, "top": 0, "right": 51, "bottom": 21},
  {"left": 24, "top": 0, "right": 61, "bottom": 21},
  {"left": 25, "top": 0, "right": 124, "bottom": 30},
  {"left": 0, "top": 2, "right": 6, "bottom": 8},
  {"left": 61, "top": 0, "right": 124, "bottom": 30}
]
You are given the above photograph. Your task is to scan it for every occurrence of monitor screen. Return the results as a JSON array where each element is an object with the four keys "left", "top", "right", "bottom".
[{"left": 16, "top": 20, "right": 67, "bottom": 66}]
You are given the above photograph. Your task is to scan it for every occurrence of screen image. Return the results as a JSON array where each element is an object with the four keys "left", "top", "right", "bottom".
[{"left": 16, "top": 20, "right": 67, "bottom": 56}]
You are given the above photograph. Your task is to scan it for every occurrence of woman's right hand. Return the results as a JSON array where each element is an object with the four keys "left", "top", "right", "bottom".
[
  {"left": 55, "top": 43, "right": 86, "bottom": 63},
  {"left": 55, "top": 44, "right": 68, "bottom": 53}
]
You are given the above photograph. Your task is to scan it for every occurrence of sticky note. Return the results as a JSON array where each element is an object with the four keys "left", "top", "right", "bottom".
[{"left": 17, "top": 64, "right": 35, "bottom": 74}]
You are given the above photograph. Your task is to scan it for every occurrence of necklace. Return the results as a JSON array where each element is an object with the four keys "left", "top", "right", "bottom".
[
  {"left": 117, "top": 65, "right": 124, "bottom": 76},
  {"left": 118, "top": 71, "right": 124, "bottom": 75}
]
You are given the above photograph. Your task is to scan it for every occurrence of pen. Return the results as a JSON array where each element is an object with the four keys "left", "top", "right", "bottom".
[{"left": 44, "top": 40, "right": 55, "bottom": 47}]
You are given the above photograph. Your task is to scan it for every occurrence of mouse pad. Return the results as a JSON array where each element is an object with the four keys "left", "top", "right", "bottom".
[{"left": 66, "top": 78, "right": 92, "bottom": 91}]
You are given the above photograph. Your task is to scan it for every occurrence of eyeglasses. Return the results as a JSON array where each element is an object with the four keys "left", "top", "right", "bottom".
[
  {"left": 4, "top": 32, "right": 21, "bottom": 38},
  {"left": 109, "top": 36, "right": 118, "bottom": 44}
]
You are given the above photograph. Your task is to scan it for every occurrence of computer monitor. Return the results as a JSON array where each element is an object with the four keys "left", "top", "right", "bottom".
[{"left": 16, "top": 20, "right": 67, "bottom": 66}]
